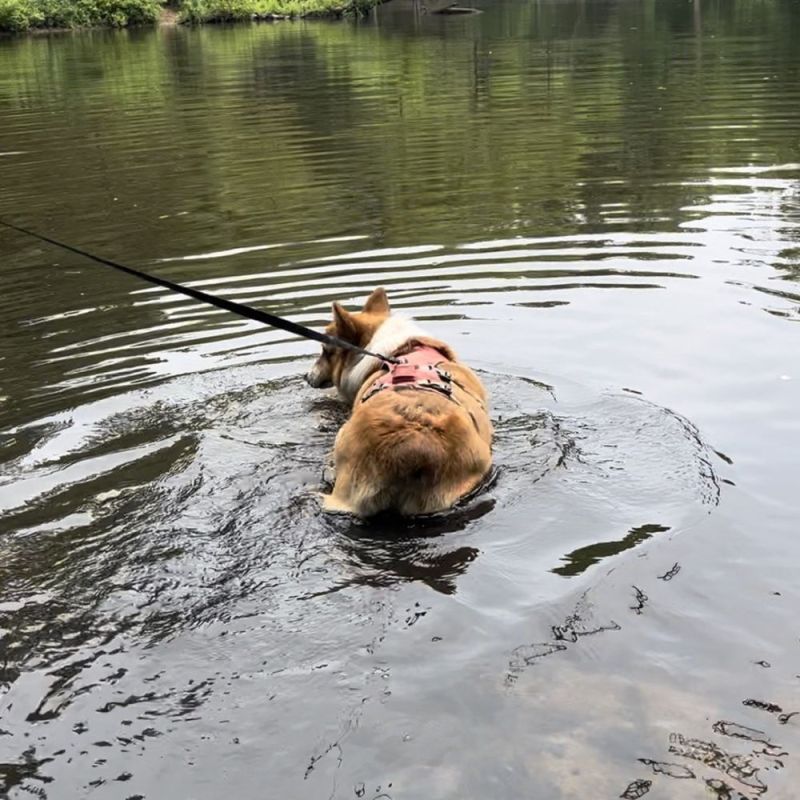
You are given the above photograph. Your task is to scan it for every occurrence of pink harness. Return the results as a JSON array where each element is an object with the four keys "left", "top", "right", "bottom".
[{"left": 361, "top": 345, "right": 454, "bottom": 403}]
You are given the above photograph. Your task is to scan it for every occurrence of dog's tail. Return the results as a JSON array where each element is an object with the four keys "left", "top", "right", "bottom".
[
  {"left": 386, "top": 428, "right": 447, "bottom": 484},
  {"left": 368, "top": 429, "right": 452, "bottom": 516},
  {"left": 339, "top": 409, "right": 487, "bottom": 516}
]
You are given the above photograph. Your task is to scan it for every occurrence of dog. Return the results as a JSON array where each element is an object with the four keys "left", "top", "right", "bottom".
[{"left": 306, "top": 288, "right": 492, "bottom": 517}]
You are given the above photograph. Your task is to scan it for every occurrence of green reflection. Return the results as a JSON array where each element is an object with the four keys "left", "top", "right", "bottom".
[{"left": 553, "top": 522, "right": 671, "bottom": 577}]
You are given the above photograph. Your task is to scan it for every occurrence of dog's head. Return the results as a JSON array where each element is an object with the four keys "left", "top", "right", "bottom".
[{"left": 306, "top": 287, "right": 391, "bottom": 391}]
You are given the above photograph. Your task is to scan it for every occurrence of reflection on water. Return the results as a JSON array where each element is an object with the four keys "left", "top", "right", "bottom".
[
  {"left": 1, "top": 0, "right": 800, "bottom": 797},
  {"left": 552, "top": 522, "right": 672, "bottom": 577}
]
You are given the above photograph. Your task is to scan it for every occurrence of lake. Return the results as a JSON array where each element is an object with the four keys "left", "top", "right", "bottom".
[{"left": 1, "top": 1, "right": 799, "bottom": 797}]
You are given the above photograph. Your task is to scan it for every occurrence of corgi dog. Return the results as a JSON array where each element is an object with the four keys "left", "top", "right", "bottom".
[{"left": 306, "top": 288, "right": 492, "bottom": 517}]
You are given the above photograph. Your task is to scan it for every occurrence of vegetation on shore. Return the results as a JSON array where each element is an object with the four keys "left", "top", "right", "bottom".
[
  {"left": 0, "top": 0, "right": 379, "bottom": 32},
  {"left": 0, "top": 0, "right": 159, "bottom": 31},
  {"left": 178, "top": 0, "right": 377, "bottom": 23}
]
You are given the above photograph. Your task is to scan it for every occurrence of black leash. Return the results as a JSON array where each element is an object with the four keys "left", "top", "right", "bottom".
[{"left": 0, "top": 218, "right": 399, "bottom": 365}]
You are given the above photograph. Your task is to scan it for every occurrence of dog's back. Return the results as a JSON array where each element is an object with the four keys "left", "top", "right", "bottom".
[{"left": 325, "top": 362, "right": 492, "bottom": 517}]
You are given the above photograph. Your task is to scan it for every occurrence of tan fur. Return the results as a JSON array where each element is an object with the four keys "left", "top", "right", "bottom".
[{"left": 306, "top": 288, "right": 492, "bottom": 517}]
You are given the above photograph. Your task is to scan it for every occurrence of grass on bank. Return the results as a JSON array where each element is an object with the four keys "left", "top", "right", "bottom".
[
  {"left": 0, "top": 0, "right": 160, "bottom": 31},
  {"left": 0, "top": 0, "right": 379, "bottom": 32},
  {"left": 178, "top": 0, "right": 378, "bottom": 22}
]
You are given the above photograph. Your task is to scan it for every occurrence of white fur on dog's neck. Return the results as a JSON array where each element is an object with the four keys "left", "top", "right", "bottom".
[{"left": 340, "top": 315, "right": 427, "bottom": 402}]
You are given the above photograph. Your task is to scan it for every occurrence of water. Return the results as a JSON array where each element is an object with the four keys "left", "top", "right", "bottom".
[{"left": 1, "top": 1, "right": 799, "bottom": 797}]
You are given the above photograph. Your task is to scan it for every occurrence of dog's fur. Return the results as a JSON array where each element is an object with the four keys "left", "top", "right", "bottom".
[{"left": 306, "top": 288, "right": 492, "bottom": 517}]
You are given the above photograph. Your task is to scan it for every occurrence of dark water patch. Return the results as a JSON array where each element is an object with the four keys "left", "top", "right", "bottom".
[{"left": 553, "top": 523, "right": 672, "bottom": 578}]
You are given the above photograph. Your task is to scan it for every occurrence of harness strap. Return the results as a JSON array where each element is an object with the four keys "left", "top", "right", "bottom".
[{"left": 361, "top": 345, "right": 456, "bottom": 404}]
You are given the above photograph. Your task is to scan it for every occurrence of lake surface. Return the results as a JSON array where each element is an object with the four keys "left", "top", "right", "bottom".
[{"left": 1, "top": 1, "right": 799, "bottom": 797}]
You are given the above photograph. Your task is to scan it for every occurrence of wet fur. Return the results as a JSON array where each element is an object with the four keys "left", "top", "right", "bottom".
[{"left": 306, "top": 288, "right": 492, "bottom": 517}]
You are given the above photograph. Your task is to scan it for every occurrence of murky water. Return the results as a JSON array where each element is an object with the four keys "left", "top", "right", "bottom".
[{"left": 1, "top": 1, "right": 799, "bottom": 797}]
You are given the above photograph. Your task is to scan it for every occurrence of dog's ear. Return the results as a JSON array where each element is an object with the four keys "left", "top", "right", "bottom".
[
  {"left": 332, "top": 302, "right": 358, "bottom": 342},
  {"left": 362, "top": 287, "right": 390, "bottom": 314}
]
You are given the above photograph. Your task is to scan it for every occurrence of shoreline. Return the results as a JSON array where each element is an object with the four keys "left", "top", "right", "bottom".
[{"left": 0, "top": 0, "right": 384, "bottom": 36}]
